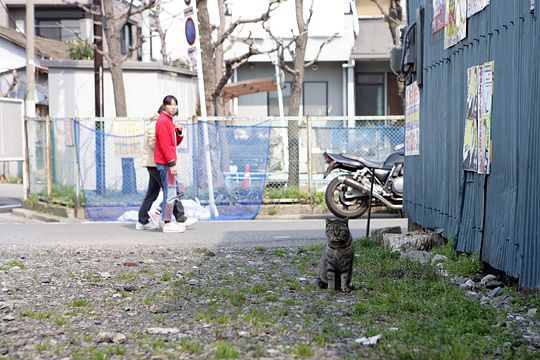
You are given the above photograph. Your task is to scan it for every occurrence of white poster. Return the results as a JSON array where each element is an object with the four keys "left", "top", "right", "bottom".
[
  {"left": 405, "top": 82, "right": 420, "bottom": 156},
  {"left": 467, "top": 0, "right": 490, "bottom": 17}
]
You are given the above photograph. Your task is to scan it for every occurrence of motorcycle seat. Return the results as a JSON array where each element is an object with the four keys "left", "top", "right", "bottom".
[{"left": 342, "top": 154, "right": 383, "bottom": 169}]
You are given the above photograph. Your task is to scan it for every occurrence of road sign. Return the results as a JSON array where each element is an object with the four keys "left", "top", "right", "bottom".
[{"left": 185, "top": 17, "right": 196, "bottom": 46}]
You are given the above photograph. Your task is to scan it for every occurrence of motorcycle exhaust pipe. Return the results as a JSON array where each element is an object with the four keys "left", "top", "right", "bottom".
[{"left": 339, "top": 176, "right": 403, "bottom": 210}]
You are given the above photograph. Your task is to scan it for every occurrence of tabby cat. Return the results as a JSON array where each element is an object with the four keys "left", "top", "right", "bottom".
[{"left": 316, "top": 217, "right": 354, "bottom": 292}]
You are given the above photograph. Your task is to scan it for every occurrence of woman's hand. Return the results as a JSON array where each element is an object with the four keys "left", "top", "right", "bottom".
[{"left": 170, "top": 165, "right": 177, "bottom": 175}]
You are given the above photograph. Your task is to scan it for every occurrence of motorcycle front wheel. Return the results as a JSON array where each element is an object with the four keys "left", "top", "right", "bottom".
[{"left": 324, "top": 176, "right": 370, "bottom": 219}]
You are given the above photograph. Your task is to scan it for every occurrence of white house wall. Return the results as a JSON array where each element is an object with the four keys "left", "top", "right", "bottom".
[
  {"left": 236, "top": 62, "right": 343, "bottom": 117},
  {"left": 42, "top": 60, "right": 197, "bottom": 118}
]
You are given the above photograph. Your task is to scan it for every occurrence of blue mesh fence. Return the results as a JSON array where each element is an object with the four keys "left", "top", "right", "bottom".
[{"left": 74, "top": 119, "right": 271, "bottom": 221}]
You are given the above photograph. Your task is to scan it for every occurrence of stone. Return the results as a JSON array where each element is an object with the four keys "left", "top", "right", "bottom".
[
  {"left": 527, "top": 308, "right": 537, "bottom": 318},
  {"left": 484, "top": 280, "right": 503, "bottom": 289},
  {"left": 488, "top": 287, "right": 504, "bottom": 299},
  {"left": 465, "top": 291, "right": 481, "bottom": 299},
  {"left": 400, "top": 251, "right": 431, "bottom": 264},
  {"left": 123, "top": 285, "right": 137, "bottom": 292},
  {"left": 146, "top": 327, "right": 180, "bottom": 335},
  {"left": 371, "top": 226, "right": 402, "bottom": 244},
  {"left": 382, "top": 233, "right": 437, "bottom": 253},
  {"left": 99, "top": 272, "right": 111, "bottom": 279},
  {"left": 431, "top": 254, "right": 448, "bottom": 266},
  {"left": 480, "top": 274, "right": 496, "bottom": 284},
  {"left": 471, "top": 274, "right": 484, "bottom": 282},
  {"left": 188, "top": 279, "right": 198, "bottom": 286},
  {"left": 123, "top": 261, "right": 138, "bottom": 267},
  {"left": 2, "top": 315, "right": 15, "bottom": 322},
  {"left": 460, "top": 280, "right": 476, "bottom": 290},
  {"left": 355, "top": 334, "right": 382, "bottom": 346}
]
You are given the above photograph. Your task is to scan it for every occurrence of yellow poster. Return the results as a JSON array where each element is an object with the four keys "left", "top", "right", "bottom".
[{"left": 110, "top": 120, "right": 144, "bottom": 158}]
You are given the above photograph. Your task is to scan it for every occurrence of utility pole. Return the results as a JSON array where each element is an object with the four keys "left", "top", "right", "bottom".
[
  {"left": 93, "top": 0, "right": 105, "bottom": 194},
  {"left": 25, "top": 0, "right": 35, "bottom": 118}
]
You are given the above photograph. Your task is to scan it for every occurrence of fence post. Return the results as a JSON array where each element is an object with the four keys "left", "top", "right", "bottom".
[
  {"left": 46, "top": 115, "right": 52, "bottom": 201},
  {"left": 73, "top": 118, "right": 81, "bottom": 218},
  {"left": 22, "top": 116, "right": 30, "bottom": 200},
  {"left": 306, "top": 115, "right": 313, "bottom": 206}
]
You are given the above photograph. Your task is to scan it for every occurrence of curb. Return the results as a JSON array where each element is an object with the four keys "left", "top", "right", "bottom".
[{"left": 11, "top": 208, "right": 83, "bottom": 223}]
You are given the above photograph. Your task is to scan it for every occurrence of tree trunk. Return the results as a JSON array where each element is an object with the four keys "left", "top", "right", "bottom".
[
  {"left": 155, "top": 0, "right": 169, "bottom": 65},
  {"left": 197, "top": 0, "right": 216, "bottom": 116},
  {"left": 286, "top": 0, "right": 309, "bottom": 187},
  {"left": 102, "top": 0, "right": 135, "bottom": 194}
]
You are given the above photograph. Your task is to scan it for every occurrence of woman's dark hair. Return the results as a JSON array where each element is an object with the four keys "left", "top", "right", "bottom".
[
  {"left": 156, "top": 105, "right": 165, "bottom": 114},
  {"left": 162, "top": 95, "right": 178, "bottom": 106}
]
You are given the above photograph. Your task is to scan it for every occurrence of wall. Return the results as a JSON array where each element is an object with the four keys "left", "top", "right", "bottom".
[
  {"left": 42, "top": 60, "right": 197, "bottom": 118},
  {"left": 236, "top": 62, "right": 344, "bottom": 117},
  {"left": 405, "top": 1, "right": 540, "bottom": 289}
]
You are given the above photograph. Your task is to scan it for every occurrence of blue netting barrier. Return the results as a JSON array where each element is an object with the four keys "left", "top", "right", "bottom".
[{"left": 74, "top": 120, "right": 271, "bottom": 221}]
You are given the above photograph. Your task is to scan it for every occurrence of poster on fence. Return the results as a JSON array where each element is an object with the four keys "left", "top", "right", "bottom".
[
  {"left": 463, "top": 62, "right": 494, "bottom": 173},
  {"left": 405, "top": 81, "right": 420, "bottom": 156},
  {"left": 111, "top": 121, "right": 144, "bottom": 158},
  {"left": 467, "top": 0, "right": 489, "bottom": 17},
  {"left": 432, "top": 0, "right": 446, "bottom": 34},
  {"left": 463, "top": 66, "right": 479, "bottom": 172},
  {"left": 444, "top": 0, "right": 467, "bottom": 49},
  {"left": 477, "top": 61, "right": 494, "bottom": 174}
]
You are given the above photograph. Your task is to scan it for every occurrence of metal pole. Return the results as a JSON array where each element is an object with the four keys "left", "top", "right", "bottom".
[
  {"left": 45, "top": 115, "right": 52, "bottom": 201},
  {"left": 274, "top": 60, "right": 288, "bottom": 172},
  {"left": 306, "top": 115, "right": 313, "bottom": 205},
  {"left": 192, "top": 0, "right": 218, "bottom": 217},
  {"left": 365, "top": 168, "right": 374, "bottom": 238},
  {"left": 25, "top": 0, "right": 35, "bottom": 119},
  {"left": 93, "top": 0, "right": 105, "bottom": 195}
]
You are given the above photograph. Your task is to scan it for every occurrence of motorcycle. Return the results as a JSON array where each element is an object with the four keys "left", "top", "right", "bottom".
[{"left": 322, "top": 146, "right": 404, "bottom": 219}]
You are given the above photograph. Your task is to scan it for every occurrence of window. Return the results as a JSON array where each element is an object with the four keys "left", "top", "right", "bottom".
[
  {"left": 36, "top": 19, "right": 80, "bottom": 41},
  {"left": 267, "top": 81, "right": 292, "bottom": 116},
  {"left": 303, "top": 81, "right": 328, "bottom": 116},
  {"left": 355, "top": 72, "right": 385, "bottom": 116}
]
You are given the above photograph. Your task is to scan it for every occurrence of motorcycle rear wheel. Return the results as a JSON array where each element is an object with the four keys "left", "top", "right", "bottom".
[{"left": 325, "top": 177, "right": 370, "bottom": 219}]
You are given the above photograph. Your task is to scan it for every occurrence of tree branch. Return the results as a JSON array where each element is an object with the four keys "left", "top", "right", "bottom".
[
  {"left": 370, "top": 0, "right": 402, "bottom": 26},
  {"left": 304, "top": 32, "right": 338, "bottom": 68},
  {"left": 213, "top": 1, "right": 278, "bottom": 48}
]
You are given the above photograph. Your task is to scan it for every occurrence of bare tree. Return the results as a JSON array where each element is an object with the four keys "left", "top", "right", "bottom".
[
  {"left": 65, "top": 0, "right": 156, "bottom": 116},
  {"left": 264, "top": 0, "right": 337, "bottom": 186},
  {"left": 196, "top": 0, "right": 279, "bottom": 116},
  {"left": 369, "top": 0, "right": 403, "bottom": 45}
]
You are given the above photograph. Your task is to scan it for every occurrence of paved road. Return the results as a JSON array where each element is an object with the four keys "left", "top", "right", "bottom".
[
  {"left": 0, "top": 183, "right": 22, "bottom": 214},
  {"left": 0, "top": 218, "right": 408, "bottom": 249}
]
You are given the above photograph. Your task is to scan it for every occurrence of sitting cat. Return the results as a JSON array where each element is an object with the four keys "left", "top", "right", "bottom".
[{"left": 317, "top": 217, "right": 354, "bottom": 292}]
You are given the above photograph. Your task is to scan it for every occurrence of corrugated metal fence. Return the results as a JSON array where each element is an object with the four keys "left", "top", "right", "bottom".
[{"left": 405, "top": 0, "right": 539, "bottom": 289}]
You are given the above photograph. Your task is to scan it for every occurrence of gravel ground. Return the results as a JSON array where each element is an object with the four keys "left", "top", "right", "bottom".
[{"left": 1, "top": 244, "right": 538, "bottom": 360}]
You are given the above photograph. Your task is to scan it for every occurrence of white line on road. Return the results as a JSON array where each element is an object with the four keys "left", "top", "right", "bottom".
[
  {"left": 0, "top": 204, "right": 21, "bottom": 209},
  {"left": 274, "top": 235, "right": 293, "bottom": 239}
]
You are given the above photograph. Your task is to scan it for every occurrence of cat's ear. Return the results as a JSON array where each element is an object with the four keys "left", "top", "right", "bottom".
[{"left": 343, "top": 217, "right": 350, "bottom": 224}]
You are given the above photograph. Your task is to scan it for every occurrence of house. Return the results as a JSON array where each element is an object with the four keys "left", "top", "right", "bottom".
[{"left": 212, "top": 0, "right": 404, "bottom": 118}]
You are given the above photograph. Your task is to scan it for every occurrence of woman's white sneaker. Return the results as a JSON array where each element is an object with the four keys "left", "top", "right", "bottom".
[
  {"left": 135, "top": 222, "right": 157, "bottom": 230},
  {"left": 183, "top": 217, "right": 198, "bottom": 228},
  {"left": 162, "top": 222, "right": 186, "bottom": 233}
]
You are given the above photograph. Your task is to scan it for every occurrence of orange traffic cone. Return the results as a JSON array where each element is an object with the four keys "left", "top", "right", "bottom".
[{"left": 242, "top": 163, "right": 251, "bottom": 189}]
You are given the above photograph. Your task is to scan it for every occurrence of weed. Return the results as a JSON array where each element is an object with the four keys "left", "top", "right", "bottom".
[
  {"left": 268, "top": 206, "right": 278, "bottom": 216},
  {"left": 173, "top": 337, "right": 204, "bottom": 354},
  {"left": 294, "top": 343, "right": 314, "bottom": 358},
  {"left": 160, "top": 272, "right": 174, "bottom": 282},
  {"left": 20, "top": 309, "right": 51, "bottom": 320},
  {"left": 0, "top": 260, "right": 26, "bottom": 270},
  {"left": 214, "top": 341, "right": 239, "bottom": 359},
  {"left": 116, "top": 273, "right": 138, "bottom": 280},
  {"left": 35, "top": 342, "right": 51, "bottom": 352},
  {"left": 70, "top": 298, "right": 91, "bottom": 307},
  {"left": 52, "top": 316, "right": 70, "bottom": 325}
]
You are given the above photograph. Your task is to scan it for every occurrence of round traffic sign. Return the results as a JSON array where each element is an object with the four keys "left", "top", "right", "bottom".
[{"left": 185, "top": 17, "right": 196, "bottom": 46}]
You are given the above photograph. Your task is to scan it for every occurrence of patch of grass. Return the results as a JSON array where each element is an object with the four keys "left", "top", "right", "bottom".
[
  {"left": 432, "top": 241, "right": 483, "bottom": 276},
  {"left": 173, "top": 337, "right": 204, "bottom": 355},
  {"left": 107, "top": 345, "right": 126, "bottom": 356},
  {"left": 116, "top": 273, "right": 138, "bottom": 280},
  {"left": 268, "top": 206, "right": 278, "bottom": 216},
  {"left": 35, "top": 342, "right": 51, "bottom": 352},
  {"left": 272, "top": 249, "right": 287, "bottom": 257},
  {"left": 160, "top": 272, "right": 174, "bottom": 282},
  {"left": 69, "top": 298, "right": 91, "bottom": 307},
  {"left": 254, "top": 246, "right": 266, "bottom": 253},
  {"left": 294, "top": 343, "right": 314, "bottom": 358},
  {"left": 265, "top": 186, "right": 307, "bottom": 201},
  {"left": 52, "top": 316, "right": 70, "bottom": 325},
  {"left": 213, "top": 341, "right": 239, "bottom": 359},
  {"left": 20, "top": 309, "right": 51, "bottom": 320},
  {"left": 0, "top": 259, "right": 27, "bottom": 270},
  {"left": 151, "top": 338, "right": 165, "bottom": 350}
]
